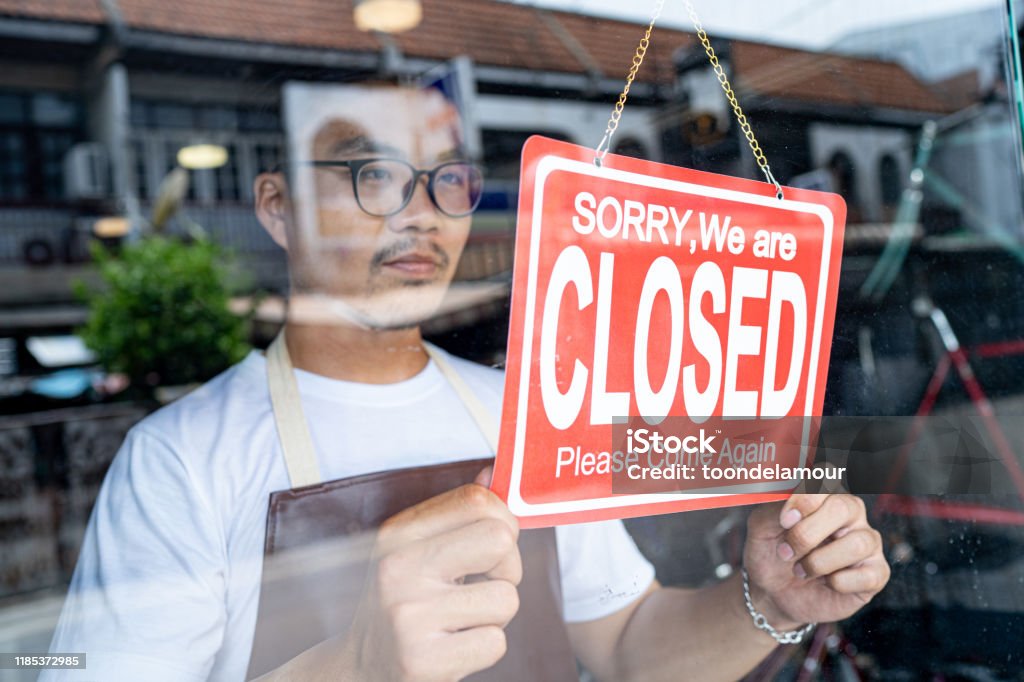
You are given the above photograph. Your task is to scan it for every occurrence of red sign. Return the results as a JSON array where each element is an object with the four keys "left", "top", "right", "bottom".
[{"left": 491, "top": 136, "right": 846, "bottom": 528}]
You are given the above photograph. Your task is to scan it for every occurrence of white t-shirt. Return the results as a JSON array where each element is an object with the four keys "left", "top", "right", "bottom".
[{"left": 43, "top": 347, "right": 655, "bottom": 681}]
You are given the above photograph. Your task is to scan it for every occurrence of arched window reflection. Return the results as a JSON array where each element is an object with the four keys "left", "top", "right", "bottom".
[
  {"left": 829, "top": 150, "right": 862, "bottom": 222},
  {"left": 879, "top": 153, "right": 903, "bottom": 210}
]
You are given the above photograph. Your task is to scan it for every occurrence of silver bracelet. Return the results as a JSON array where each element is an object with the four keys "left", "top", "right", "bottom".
[{"left": 741, "top": 568, "right": 816, "bottom": 645}]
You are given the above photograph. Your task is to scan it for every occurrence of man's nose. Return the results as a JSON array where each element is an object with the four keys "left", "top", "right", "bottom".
[{"left": 390, "top": 174, "right": 439, "bottom": 232}]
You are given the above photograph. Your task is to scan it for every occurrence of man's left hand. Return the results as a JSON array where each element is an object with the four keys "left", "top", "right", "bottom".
[{"left": 743, "top": 494, "right": 890, "bottom": 630}]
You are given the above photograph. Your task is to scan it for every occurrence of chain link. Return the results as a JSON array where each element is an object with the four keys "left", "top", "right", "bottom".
[
  {"left": 595, "top": 0, "right": 783, "bottom": 199},
  {"left": 683, "top": 0, "right": 784, "bottom": 199},
  {"left": 594, "top": 0, "right": 665, "bottom": 167},
  {"left": 741, "top": 569, "right": 816, "bottom": 645}
]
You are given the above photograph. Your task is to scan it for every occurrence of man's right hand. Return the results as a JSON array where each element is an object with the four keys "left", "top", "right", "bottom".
[{"left": 338, "top": 468, "right": 522, "bottom": 681}]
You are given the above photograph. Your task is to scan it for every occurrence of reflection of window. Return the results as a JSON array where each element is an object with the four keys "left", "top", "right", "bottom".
[
  {"left": 879, "top": 154, "right": 903, "bottom": 206},
  {"left": 0, "top": 90, "right": 82, "bottom": 202},
  {"left": 40, "top": 131, "right": 76, "bottom": 200},
  {"left": 828, "top": 151, "right": 858, "bottom": 201},
  {"left": 0, "top": 93, "right": 22, "bottom": 125},
  {"left": 129, "top": 99, "right": 282, "bottom": 204},
  {"left": 131, "top": 100, "right": 279, "bottom": 133},
  {"left": 828, "top": 151, "right": 864, "bottom": 222},
  {"left": 130, "top": 134, "right": 283, "bottom": 204},
  {"left": 152, "top": 103, "right": 194, "bottom": 129},
  {"left": 0, "top": 132, "right": 27, "bottom": 200},
  {"left": 241, "top": 108, "right": 280, "bottom": 132},
  {"left": 132, "top": 138, "right": 150, "bottom": 200},
  {"left": 197, "top": 106, "right": 238, "bottom": 131},
  {"left": 215, "top": 143, "right": 240, "bottom": 201},
  {"left": 31, "top": 94, "right": 78, "bottom": 128}
]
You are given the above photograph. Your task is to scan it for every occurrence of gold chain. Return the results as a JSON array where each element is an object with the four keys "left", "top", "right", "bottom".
[
  {"left": 684, "top": 0, "right": 783, "bottom": 199},
  {"left": 594, "top": 0, "right": 665, "bottom": 166},
  {"left": 594, "top": 0, "right": 783, "bottom": 200}
]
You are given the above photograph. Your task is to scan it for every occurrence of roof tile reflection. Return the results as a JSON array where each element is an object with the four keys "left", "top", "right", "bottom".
[
  {"left": 0, "top": 0, "right": 104, "bottom": 24},
  {"left": 1, "top": 0, "right": 957, "bottom": 113}
]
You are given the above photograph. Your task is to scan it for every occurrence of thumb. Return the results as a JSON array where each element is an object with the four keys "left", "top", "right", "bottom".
[{"left": 474, "top": 466, "right": 494, "bottom": 488}]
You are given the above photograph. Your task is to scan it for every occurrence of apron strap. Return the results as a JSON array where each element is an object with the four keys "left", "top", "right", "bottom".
[
  {"left": 267, "top": 330, "right": 499, "bottom": 490},
  {"left": 267, "top": 331, "right": 323, "bottom": 488},
  {"left": 423, "top": 343, "right": 500, "bottom": 455}
]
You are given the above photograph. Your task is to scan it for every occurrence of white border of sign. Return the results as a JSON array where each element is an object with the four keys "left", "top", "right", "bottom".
[{"left": 506, "top": 155, "right": 836, "bottom": 518}]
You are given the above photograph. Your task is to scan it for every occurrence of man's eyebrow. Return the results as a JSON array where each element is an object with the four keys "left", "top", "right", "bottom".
[
  {"left": 327, "top": 136, "right": 404, "bottom": 158},
  {"left": 435, "top": 147, "right": 470, "bottom": 163}
]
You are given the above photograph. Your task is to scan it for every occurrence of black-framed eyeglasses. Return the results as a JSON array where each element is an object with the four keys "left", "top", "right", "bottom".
[{"left": 303, "top": 158, "right": 484, "bottom": 218}]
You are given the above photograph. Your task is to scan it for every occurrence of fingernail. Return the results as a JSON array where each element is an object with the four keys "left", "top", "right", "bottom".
[
  {"left": 793, "top": 563, "right": 807, "bottom": 579},
  {"left": 781, "top": 509, "right": 802, "bottom": 530},
  {"left": 777, "top": 542, "right": 795, "bottom": 561},
  {"left": 475, "top": 466, "right": 493, "bottom": 487}
]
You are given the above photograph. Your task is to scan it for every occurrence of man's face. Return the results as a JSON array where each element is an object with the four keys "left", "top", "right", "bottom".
[{"left": 287, "top": 89, "right": 474, "bottom": 330}]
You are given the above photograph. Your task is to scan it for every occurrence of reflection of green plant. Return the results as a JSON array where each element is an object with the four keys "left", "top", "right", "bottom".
[{"left": 76, "top": 236, "right": 250, "bottom": 388}]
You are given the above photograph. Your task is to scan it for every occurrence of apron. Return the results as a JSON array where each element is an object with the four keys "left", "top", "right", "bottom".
[{"left": 244, "top": 332, "right": 578, "bottom": 680}]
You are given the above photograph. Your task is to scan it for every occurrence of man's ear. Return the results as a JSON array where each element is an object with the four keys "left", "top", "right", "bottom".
[{"left": 254, "top": 172, "right": 291, "bottom": 250}]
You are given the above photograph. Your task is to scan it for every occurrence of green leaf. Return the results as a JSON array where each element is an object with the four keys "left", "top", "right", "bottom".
[{"left": 76, "top": 235, "right": 252, "bottom": 387}]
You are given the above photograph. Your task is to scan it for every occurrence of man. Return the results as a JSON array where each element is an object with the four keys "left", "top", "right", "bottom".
[{"left": 46, "top": 85, "right": 889, "bottom": 681}]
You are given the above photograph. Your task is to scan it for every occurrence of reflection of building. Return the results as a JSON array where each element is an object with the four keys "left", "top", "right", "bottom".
[
  {"left": 670, "top": 39, "right": 957, "bottom": 225},
  {"left": 0, "top": 0, "right": 970, "bottom": 307},
  {"left": 833, "top": 5, "right": 1024, "bottom": 241},
  {"left": 832, "top": 7, "right": 1004, "bottom": 90},
  {"left": 1, "top": 5, "right": 1023, "bottom": 675}
]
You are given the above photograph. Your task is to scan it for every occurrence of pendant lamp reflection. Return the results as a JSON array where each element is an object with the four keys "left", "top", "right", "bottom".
[
  {"left": 177, "top": 144, "right": 229, "bottom": 170},
  {"left": 93, "top": 216, "right": 130, "bottom": 238},
  {"left": 354, "top": 0, "right": 422, "bottom": 33}
]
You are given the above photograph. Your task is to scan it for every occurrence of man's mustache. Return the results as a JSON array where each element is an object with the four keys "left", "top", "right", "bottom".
[{"left": 369, "top": 238, "right": 451, "bottom": 272}]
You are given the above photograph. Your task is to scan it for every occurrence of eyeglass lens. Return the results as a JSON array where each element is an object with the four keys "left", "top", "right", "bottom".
[{"left": 355, "top": 160, "right": 483, "bottom": 217}]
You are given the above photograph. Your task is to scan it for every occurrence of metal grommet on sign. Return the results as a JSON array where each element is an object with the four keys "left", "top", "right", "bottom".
[{"left": 594, "top": 132, "right": 609, "bottom": 167}]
